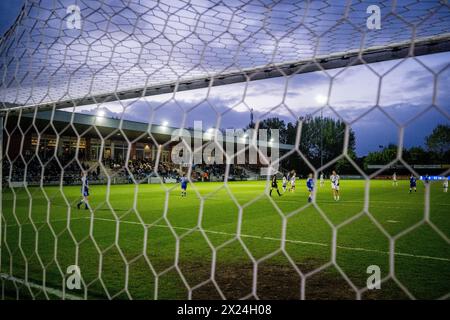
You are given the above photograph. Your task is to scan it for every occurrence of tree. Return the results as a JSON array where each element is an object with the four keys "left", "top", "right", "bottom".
[
  {"left": 298, "top": 117, "right": 355, "bottom": 168},
  {"left": 404, "top": 146, "right": 428, "bottom": 164},
  {"left": 285, "top": 117, "right": 356, "bottom": 174},
  {"left": 425, "top": 124, "right": 450, "bottom": 154},
  {"left": 363, "top": 144, "right": 397, "bottom": 170},
  {"left": 255, "top": 117, "right": 288, "bottom": 143},
  {"left": 245, "top": 116, "right": 356, "bottom": 174}
]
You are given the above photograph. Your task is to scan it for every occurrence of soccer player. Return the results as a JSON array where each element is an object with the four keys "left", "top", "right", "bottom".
[
  {"left": 270, "top": 175, "right": 282, "bottom": 197},
  {"left": 424, "top": 174, "right": 430, "bottom": 185},
  {"left": 320, "top": 173, "right": 324, "bottom": 187},
  {"left": 77, "top": 172, "right": 90, "bottom": 210},
  {"left": 392, "top": 172, "right": 398, "bottom": 187},
  {"left": 409, "top": 174, "right": 417, "bottom": 193},
  {"left": 289, "top": 171, "right": 296, "bottom": 192},
  {"left": 180, "top": 174, "right": 188, "bottom": 197},
  {"left": 306, "top": 173, "right": 314, "bottom": 203},
  {"left": 282, "top": 175, "right": 287, "bottom": 193},
  {"left": 330, "top": 170, "right": 340, "bottom": 201},
  {"left": 443, "top": 177, "right": 448, "bottom": 193}
]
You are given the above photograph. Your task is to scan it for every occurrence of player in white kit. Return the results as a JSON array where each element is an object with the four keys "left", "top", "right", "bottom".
[
  {"left": 330, "top": 170, "right": 340, "bottom": 201},
  {"left": 77, "top": 172, "right": 90, "bottom": 210},
  {"left": 289, "top": 171, "right": 296, "bottom": 192},
  {"left": 282, "top": 175, "right": 287, "bottom": 193},
  {"left": 392, "top": 172, "right": 398, "bottom": 187}
]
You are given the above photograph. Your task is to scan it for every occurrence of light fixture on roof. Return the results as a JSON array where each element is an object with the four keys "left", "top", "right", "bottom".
[
  {"left": 97, "top": 110, "right": 105, "bottom": 117},
  {"left": 315, "top": 94, "right": 327, "bottom": 104},
  {"left": 162, "top": 120, "right": 169, "bottom": 127}
]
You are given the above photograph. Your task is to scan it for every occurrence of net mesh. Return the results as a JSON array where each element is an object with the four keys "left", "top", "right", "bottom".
[
  {"left": 0, "top": 0, "right": 449, "bottom": 300},
  {"left": 1, "top": 0, "right": 449, "bottom": 107}
]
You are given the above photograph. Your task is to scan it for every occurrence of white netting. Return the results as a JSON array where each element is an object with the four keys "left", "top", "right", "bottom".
[
  {"left": 1, "top": 0, "right": 449, "bottom": 107},
  {"left": 0, "top": 0, "right": 449, "bottom": 300}
]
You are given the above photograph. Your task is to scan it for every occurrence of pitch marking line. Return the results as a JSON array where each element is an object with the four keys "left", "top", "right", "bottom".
[
  {"left": 0, "top": 273, "right": 82, "bottom": 300},
  {"left": 6, "top": 216, "right": 449, "bottom": 262},
  {"left": 90, "top": 217, "right": 450, "bottom": 263}
]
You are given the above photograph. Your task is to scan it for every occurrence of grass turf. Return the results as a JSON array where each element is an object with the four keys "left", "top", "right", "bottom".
[{"left": 0, "top": 179, "right": 449, "bottom": 300}]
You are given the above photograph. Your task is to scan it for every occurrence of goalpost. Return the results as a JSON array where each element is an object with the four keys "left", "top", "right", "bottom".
[{"left": 0, "top": 0, "right": 449, "bottom": 300}]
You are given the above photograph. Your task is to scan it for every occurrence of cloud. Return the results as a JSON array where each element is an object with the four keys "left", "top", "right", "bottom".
[{"left": 65, "top": 50, "right": 450, "bottom": 154}]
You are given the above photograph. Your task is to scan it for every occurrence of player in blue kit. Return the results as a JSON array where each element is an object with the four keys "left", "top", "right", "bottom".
[
  {"left": 180, "top": 174, "right": 188, "bottom": 197},
  {"left": 306, "top": 173, "right": 314, "bottom": 203},
  {"left": 77, "top": 172, "right": 90, "bottom": 210},
  {"left": 409, "top": 174, "right": 417, "bottom": 193}
]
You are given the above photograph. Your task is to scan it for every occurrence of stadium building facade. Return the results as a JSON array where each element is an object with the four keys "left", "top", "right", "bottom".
[{"left": 3, "top": 110, "right": 293, "bottom": 184}]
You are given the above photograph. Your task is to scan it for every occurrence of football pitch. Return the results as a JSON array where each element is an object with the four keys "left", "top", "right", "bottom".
[{"left": 1, "top": 179, "right": 449, "bottom": 300}]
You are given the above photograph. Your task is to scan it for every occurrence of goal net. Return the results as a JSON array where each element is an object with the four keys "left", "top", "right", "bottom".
[{"left": 0, "top": 0, "right": 449, "bottom": 300}]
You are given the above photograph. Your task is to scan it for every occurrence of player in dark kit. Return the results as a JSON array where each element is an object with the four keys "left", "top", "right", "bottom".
[{"left": 270, "top": 175, "right": 282, "bottom": 197}]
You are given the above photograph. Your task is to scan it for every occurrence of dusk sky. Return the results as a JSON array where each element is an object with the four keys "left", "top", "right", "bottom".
[
  {"left": 70, "top": 53, "right": 449, "bottom": 156},
  {"left": 1, "top": 0, "right": 449, "bottom": 156},
  {"left": 0, "top": 1, "right": 23, "bottom": 36}
]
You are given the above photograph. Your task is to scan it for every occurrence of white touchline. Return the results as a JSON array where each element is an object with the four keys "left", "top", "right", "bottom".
[
  {"left": 8, "top": 217, "right": 450, "bottom": 261},
  {"left": 89, "top": 217, "right": 450, "bottom": 263},
  {"left": 2, "top": 216, "right": 449, "bottom": 300},
  {"left": 0, "top": 273, "right": 82, "bottom": 300},
  {"left": 6, "top": 216, "right": 449, "bottom": 262}
]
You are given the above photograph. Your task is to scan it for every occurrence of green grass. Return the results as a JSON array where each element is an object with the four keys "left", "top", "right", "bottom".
[{"left": 0, "top": 179, "right": 449, "bottom": 300}]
